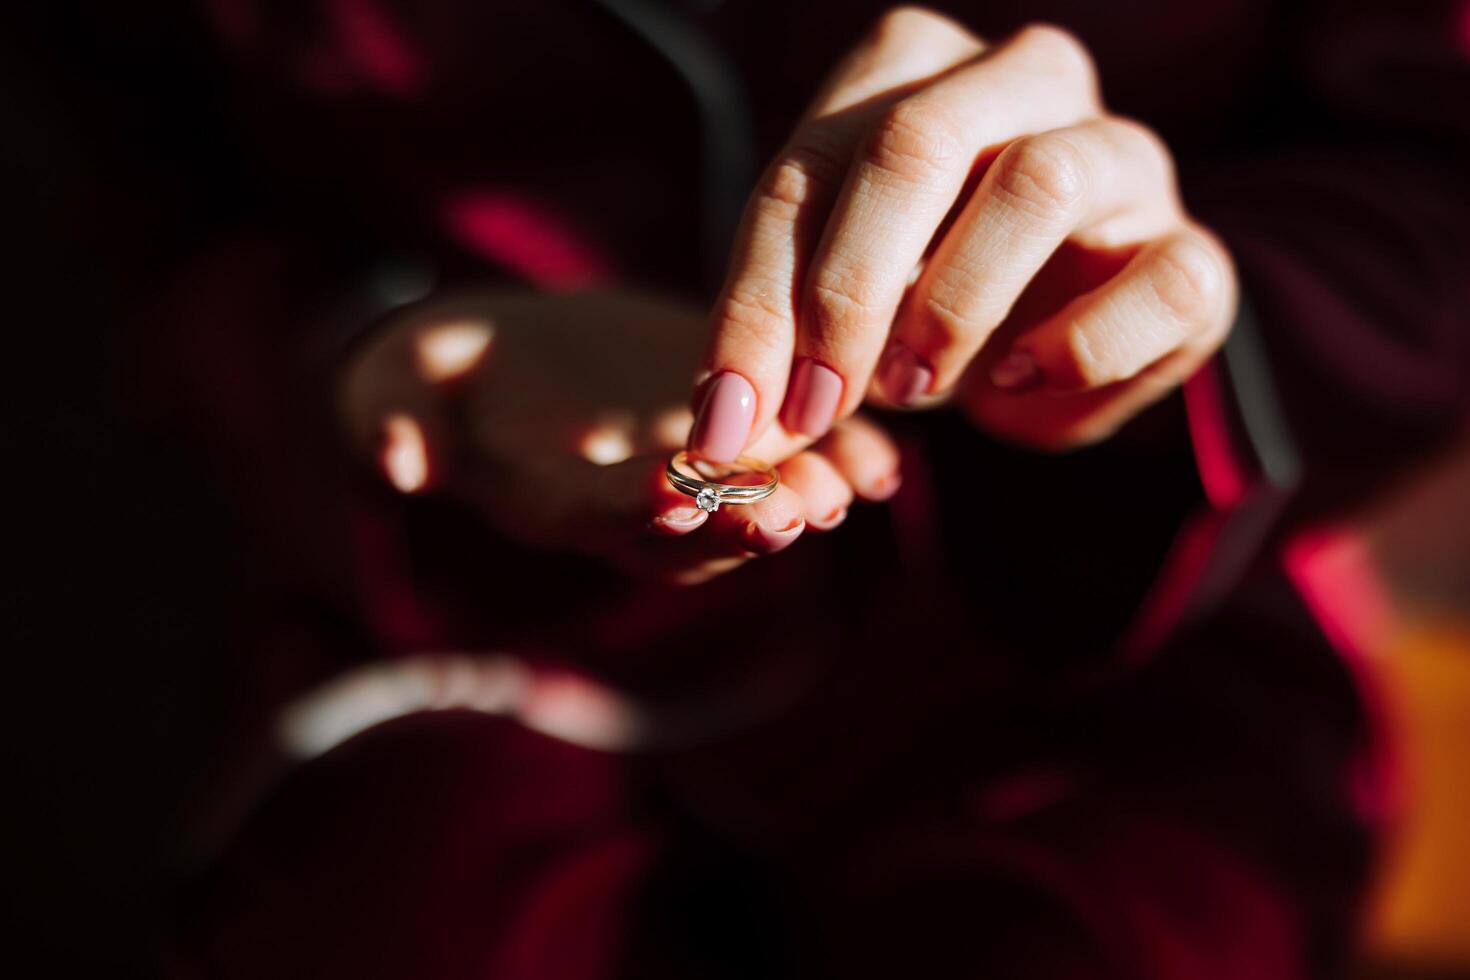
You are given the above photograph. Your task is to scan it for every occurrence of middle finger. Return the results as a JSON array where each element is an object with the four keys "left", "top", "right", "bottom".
[{"left": 785, "top": 25, "right": 1101, "bottom": 436}]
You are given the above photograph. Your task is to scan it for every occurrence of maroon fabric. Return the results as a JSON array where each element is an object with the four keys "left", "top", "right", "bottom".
[{"left": 55, "top": 0, "right": 1463, "bottom": 976}]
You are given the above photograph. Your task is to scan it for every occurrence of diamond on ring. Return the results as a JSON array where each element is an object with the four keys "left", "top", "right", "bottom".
[
  {"left": 695, "top": 488, "right": 722, "bottom": 513},
  {"left": 666, "top": 451, "right": 779, "bottom": 512}
]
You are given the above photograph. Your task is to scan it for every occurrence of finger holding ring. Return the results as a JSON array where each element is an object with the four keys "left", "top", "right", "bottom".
[{"left": 665, "top": 451, "right": 779, "bottom": 513}]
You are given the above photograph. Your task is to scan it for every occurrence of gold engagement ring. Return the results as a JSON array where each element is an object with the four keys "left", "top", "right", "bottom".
[{"left": 665, "top": 451, "right": 779, "bottom": 513}]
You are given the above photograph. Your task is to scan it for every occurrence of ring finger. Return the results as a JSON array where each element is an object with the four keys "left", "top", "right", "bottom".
[{"left": 878, "top": 115, "right": 1181, "bottom": 402}]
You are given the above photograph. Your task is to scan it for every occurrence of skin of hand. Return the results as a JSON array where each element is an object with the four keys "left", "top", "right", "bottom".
[
  {"left": 338, "top": 289, "right": 900, "bottom": 585},
  {"left": 689, "top": 7, "right": 1237, "bottom": 460}
]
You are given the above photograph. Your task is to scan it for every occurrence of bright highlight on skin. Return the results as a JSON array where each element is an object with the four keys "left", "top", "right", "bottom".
[
  {"left": 650, "top": 406, "right": 695, "bottom": 450},
  {"left": 275, "top": 654, "right": 644, "bottom": 758},
  {"left": 518, "top": 673, "right": 644, "bottom": 751},
  {"left": 578, "top": 415, "right": 636, "bottom": 465},
  {"left": 381, "top": 412, "right": 429, "bottom": 493},
  {"left": 276, "top": 655, "right": 528, "bottom": 759},
  {"left": 414, "top": 318, "right": 494, "bottom": 382}
]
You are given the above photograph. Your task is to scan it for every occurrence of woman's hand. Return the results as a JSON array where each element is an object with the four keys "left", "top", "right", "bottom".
[
  {"left": 690, "top": 8, "right": 1236, "bottom": 457},
  {"left": 339, "top": 289, "right": 899, "bottom": 584}
]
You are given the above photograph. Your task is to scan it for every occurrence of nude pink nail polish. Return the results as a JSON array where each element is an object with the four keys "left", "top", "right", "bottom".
[
  {"left": 743, "top": 518, "right": 804, "bottom": 554},
  {"left": 689, "top": 372, "right": 756, "bottom": 463},
  {"left": 810, "top": 506, "right": 848, "bottom": 530},
  {"left": 783, "top": 359, "right": 843, "bottom": 436},
  {"left": 650, "top": 507, "right": 708, "bottom": 535},
  {"left": 867, "top": 472, "right": 902, "bottom": 501},
  {"left": 878, "top": 345, "right": 933, "bottom": 406}
]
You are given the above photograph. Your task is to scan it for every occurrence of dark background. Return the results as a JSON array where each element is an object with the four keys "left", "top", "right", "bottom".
[{"left": 5, "top": 3, "right": 1468, "bottom": 976}]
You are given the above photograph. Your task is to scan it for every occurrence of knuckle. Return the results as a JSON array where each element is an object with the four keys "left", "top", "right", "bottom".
[
  {"left": 716, "top": 284, "right": 792, "bottom": 353},
  {"left": 1147, "top": 235, "right": 1226, "bottom": 326},
  {"left": 921, "top": 297, "right": 971, "bottom": 353},
  {"left": 1099, "top": 115, "right": 1176, "bottom": 191},
  {"left": 808, "top": 265, "right": 887, "bottom": 339},
  {"left": 1108, "top": 116, "right": 1173, "bottom": 178},
  {"left": 993, "top": 133, "right": 1089, "bottom": 221},
  {"left": 1014, "top": 23, "right": 1098, "bottom": 95},
  {"left": 1057, "top": 324, "right": 1109, "bottom": 388},
  {"left": 870, "top": 97, "right": 966, "bottom": 184},
  {"left": 921, "top": 266, "right": 986, "bottom": 345},
  {"left": 869, "top": 6, "right": 940, "bottom": 43},
  {"left": 760, "top": 140, "right": 848, "bottom": 214},
  {"left": 868, "top": 5, "right": 978, "bottom": 48}
]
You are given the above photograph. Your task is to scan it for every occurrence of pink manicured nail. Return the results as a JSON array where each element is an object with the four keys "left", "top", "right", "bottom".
[
  {"left": 990, "top": 351, "right": 1040, "bottom": 391},
  {"left": 809, "top": 506, "right": 848, "bottom": 531},
  {"left": 743, "top": 518, "right": 804, "bottom": 554},
  {"left": 782, "top": 359, "right": 843, "bottom": 436},
  {"left": 867, "top": 472, "right": 902, "bottom": 501},
  {"left": 650, "top": 507, "right": 708, "bottom": 535},
  {"left": 878, "top": 345, "right": 933, "bottom": 406},
  {"left": 689, "top": 372, "right": 756, "bottom": 463}
]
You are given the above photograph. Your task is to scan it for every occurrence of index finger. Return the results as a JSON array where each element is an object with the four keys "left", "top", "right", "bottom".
[{"left": 689, "top": 9, "right": 984, "bottom": 462}]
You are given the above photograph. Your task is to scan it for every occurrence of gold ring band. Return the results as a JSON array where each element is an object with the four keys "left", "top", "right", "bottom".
[{"left": 666, "top": 451, "right": 779, "bottom": 513}]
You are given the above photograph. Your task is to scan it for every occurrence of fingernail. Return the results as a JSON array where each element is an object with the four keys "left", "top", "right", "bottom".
[
  {"left": 782, "top": 359, "right": 843, "bottom": 437},
  {"left": 743, "top": 518, "right": 804, "bottom": 554},
  {"left": 689, "top": 372, "right": 756, "bottom": 463},
  {"left": 878, "top": 345, "right": 933, "bottom": 406},
  {"left": 810, "top": 505, "right": 848, "bottom": 530},
  {"left": 650, "top": 507, "right": 708, "bottom": 535},
  {"left": 867, "top": 472, "right": 902, "bottom": 501},
  {"left": 990, "top": 351, "right": 1040, "bottom": 391}
]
